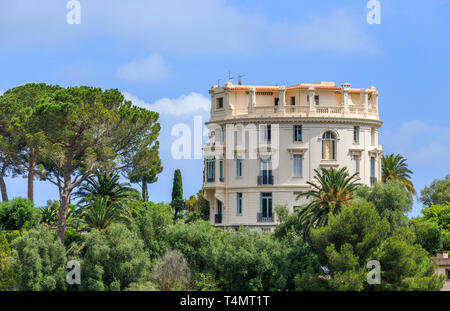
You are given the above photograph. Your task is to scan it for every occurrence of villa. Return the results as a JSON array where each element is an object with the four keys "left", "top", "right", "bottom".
[{"left": 202, "top": 80, "right": 383, "bottom": 231}]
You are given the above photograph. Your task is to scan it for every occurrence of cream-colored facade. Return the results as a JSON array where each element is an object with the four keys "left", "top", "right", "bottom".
[
  {"left": 203, "top": 81, "right": 383, "bottom": 230},
  {"left": 432, "top": 251, "right": 450, "bottom": 291}
]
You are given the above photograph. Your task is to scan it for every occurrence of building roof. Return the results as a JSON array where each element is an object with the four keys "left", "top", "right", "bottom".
[{"left": 214, "top": 81, "right": 377, "bottom": 94}]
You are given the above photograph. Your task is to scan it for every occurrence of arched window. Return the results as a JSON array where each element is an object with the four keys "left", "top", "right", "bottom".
[{"left": 322, "top": 131, "right": 336, "bottom": 160}]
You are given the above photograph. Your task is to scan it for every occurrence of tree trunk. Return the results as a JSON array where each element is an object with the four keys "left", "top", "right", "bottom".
[
  {"left": 28, "top": 161, "right": 35, "bottom": 202},
  {"left": 0, "top": 174, "right": 8, "bottom": 202},
  {"left": 57, "top": 188, "right": 71, "bottom": 243},
  {"left": 27, "top": 148, "right": 36, "bottom": 202},
  {"left": 142, "top": 177, "right": 148, "bottom": 202},
  {"left": 57, "top": 167, "right": 73, "bottom": 243}
]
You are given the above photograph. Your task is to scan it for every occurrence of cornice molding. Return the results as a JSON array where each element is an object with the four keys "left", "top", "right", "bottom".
[{"left": 207, "top": 116, "right": 383, "bottom": 127}]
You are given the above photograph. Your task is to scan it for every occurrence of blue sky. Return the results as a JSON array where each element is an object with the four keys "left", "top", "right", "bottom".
[{"left": 0, "top": 0, "right": 449, "bottom": 217}]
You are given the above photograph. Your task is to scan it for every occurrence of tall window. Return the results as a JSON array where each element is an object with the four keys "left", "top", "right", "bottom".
[
  {"left": 260, "top": 193, "right": 273, "bottom": 222},
  {"left": 219, "top": 159, "right": 224, "bottom": 182},
  {"left": 216, "top": 97, "right": 223, "bottom": 109},
  {"left": 322, "top": 131, "right": 336, "bottom": 160},
  {"left": 259, "top": 156, "right": 273, "bottom": 185},
  {"left": 353, "top": 155, "right": 360, "bottom": 174},
  {"left": 236, "top": 158, "right": 242, "bottom": 177},
  {"left": 354, "top": 126, "right": 360, "bottom": 143},
  {"left": 290, "top": 96, "right": 296, "bottom": 105},
  {"left": 261, "top": 124, "right": 271, "bottom": 142},
  {"left": 274, "top": 97, "right": 279, "bottom": 106},
  {"left": 293, "top": 155, "right": 302, "bottom": 177},
  {"left": 206, "top": 157, "right": 215, "bottom": 182},
  {"left": 215, "top": 200, "right": 222, "bottom": 224},
  {"left": 216, "top": 200, "right": 222, "bottom": 214},
  {"left": 370, "top": 156, "right": 376, "bottom": 185},
  {"left": 293, "top": 125, "right": 302, "bottom": 142},
  {"left": 236, "top": 193, "right": 243, "bottom": 214}
]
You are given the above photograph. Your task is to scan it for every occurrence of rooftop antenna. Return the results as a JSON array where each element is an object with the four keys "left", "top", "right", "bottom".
[
  {"left": 227, "top": 71, "right": 234, "bottom": 83},
  {"left": 238, "top": 74, "right": 245, "bottom": 85}
]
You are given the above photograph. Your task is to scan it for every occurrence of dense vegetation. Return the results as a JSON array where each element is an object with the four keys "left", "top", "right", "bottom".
[{"left": 0, "top": 83, "right": 447, "bottom": 291}]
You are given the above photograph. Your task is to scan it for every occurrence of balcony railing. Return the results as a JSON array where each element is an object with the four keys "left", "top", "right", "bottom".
[
  {"left": 207, "top": 177, "right": 215, "bottom": 182},
  {"left": 228, "top": 104, "right": 379, "bottom": 120},
  {"left": 215, "top": 214, "right": 222, "bottom": 224},
  {"left": 257, "top": 175, "right": 273, "bottom": 185},
  {"left": 257, "top": 212, "right": 273, "bottom": 223}
]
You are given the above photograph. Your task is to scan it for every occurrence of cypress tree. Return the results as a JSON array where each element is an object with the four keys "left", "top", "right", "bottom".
[{"left": 171, "top": 169, "right": 184, "bottom": 219}]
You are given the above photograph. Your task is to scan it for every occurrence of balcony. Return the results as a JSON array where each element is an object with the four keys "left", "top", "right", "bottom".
[
  {"left": 257, "top": 213, "right": 273, "bottom": 223},
  {"left": 207, "top": 177, "right": 215, "bottom": 183},
  {"left": 214, "top": 214, "right": 222, "bottom": 224},
  {"left": 229, "top": 104, "right": 379, "bottom": 121},
  {"left": 257, "top": 175, "right": 273, "bottom": 185}
]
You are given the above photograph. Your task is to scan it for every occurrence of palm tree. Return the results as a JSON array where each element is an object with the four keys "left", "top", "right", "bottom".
[
  {"left": 74, "top": 172, "right": 135, "bottom": 206},
  {"left": 382, "top": 154, "right": 416, "bottom": 194},
  {"left": 82, "top": 196, "right": 129, "bottom": 230},
  {"left": 296, "top": 167, "right": 360, "bottom": 236}
]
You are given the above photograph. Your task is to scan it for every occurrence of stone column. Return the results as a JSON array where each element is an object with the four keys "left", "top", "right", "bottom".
[
  {"left": 364, "top": 89, "right": 369, "bottom": 114},
  {"left": 278, "top": 86, "right": 286, "bottom": 112},
  {"left": 342, "top": 83, "right": 350, "bottom": 113},
  {"left": 248, "top": 88, "right": 256, "bottom": 113},
  {"left": 308, "top": 86, "right": 315, "bottom": 112}
]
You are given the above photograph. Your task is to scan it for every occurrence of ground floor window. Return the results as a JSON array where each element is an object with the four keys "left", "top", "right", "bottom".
[
  {"left": 370, "top": 156, "right": 376, "bottom": 185},
  {"left": 260, "top": 193, "right": 273, "bottom": 222},
  {"left": 236, "top": 193, "right": 242, "bottom": 214}
]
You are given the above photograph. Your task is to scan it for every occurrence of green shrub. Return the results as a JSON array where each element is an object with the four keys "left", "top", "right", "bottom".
[
  {"left": 63, "top": 227, "right": 83, "bottom": 248},
  {"left": 1, "top": 230, "right": 21, "bottom": 244},
  {"left": 0, "top": 198, "right": 40, "bottom": 230},
  {"left": 192, "top": 272, "right": 220, "bottom": 291},
  {"left": 165, "top": 220, "right": 222, "bottom": 273},
  {"left": 125, "top": 281, "right": 159, "bottom": 291},
  {"left": 354, "top": 181, "right": 413, "bottom": 229},
  {"left": 0, "top": 233, "right": 14, "bottom": 291},
  {"left": 132, "top": 202, "right": 173, "bottom": 260},
  {"left": 11, "top": 225, "right": 67, "bottom": 291},
  {"left": 411, "top": 221, "right": 443, "bottom": 254},
  {"left": 81, "top": 223, "right": 150, "bottom": 291}
]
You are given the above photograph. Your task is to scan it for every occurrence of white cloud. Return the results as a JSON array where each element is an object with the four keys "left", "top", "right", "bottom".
[
  {"left": 0, "top": 1, "right": 375, "bottom": 54},
  {"left": 123, "top": 91, "right": 209, "bottom": 117},
  {"left": 117, "top": 54, "right": 170, "bottom": 83},
  {"left": 381, "top": 120, "right": 450, "bottom": 168}
]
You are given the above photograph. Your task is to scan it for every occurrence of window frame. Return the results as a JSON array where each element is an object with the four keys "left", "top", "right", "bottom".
[
  {"left": 236, "top": 158, "right": 242, "bottom": 177},
  {"left": 236, "top": 192, "right": 243, "bottom": 214},
  {"left": 206, "top": 157, "right": 215, "bottom": 182},
  {"left": 322, "top": 131, "right": 336, "bottom": 160},
  {"left": 293, "top": 125, "right": 302, "bottom": 142},
  {"left": 293, "top": 154, "right": 303, "bottom": 177},
  {"left": 354, "top": 126, "right": 360, "bottom": 143},
  {"left": 216, "top": 97, "right": 224, "bottom": 109}
]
